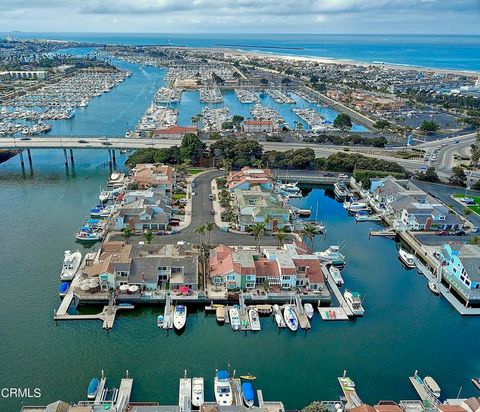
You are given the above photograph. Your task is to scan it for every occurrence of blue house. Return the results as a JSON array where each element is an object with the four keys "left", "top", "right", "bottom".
[{"left": 442, "top": 243, "right": 480, "bottom": 290}]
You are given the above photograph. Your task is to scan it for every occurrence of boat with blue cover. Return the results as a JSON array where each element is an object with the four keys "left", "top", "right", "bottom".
[
  {"left": 87, "top": 377, "right": 100, "bottom": 400},
  {"left": 58, "top": 282, "right": 69, "bottom": 297},
  {"left": 242, "top": 381, "right": 255, "bottom": 407},
  {"left": 214, "top": 370, "right": 233, "bottom": 406}
]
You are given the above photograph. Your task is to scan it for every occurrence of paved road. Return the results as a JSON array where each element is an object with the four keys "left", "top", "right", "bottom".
[{"left": 413, "top": 180, "right": 480, "bottom": 228}]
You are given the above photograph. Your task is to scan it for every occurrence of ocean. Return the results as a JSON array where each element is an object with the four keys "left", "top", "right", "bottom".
[{"left": 6, "top": 33, "right": 480, "bottom": 71}]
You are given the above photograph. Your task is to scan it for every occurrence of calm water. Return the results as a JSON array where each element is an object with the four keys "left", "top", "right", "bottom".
[
  {"left": 1, "top": 166, "right": 480, "bottom": 411},
  {"left": 7, "top": 33, "right": 480, "bottom": 71}
]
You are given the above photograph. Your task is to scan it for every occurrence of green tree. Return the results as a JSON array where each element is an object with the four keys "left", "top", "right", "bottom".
[
  {"left": 416, "top": 166, "right": 440, "bottom": 183},
  {"left": 449, "top": 166, "right": 467, "bottom": 187},
  {"left": 247, "top": 223, "right": 266, "bottom": 252},
  {"left": 194, "top": 224, "right": 206, "bottom": 245},
  {"left": 333, "top": 113, "right": 352, "bottom": 132},
  {"left": 301, "top": 223, "right": 320, "bottom": 243},
  {"left": 274, "top": 227, "right": 287, "bottom": 249},
  {"left": 143, "top": 230, "right": 154, "bottom": 244},
  {"left": 420, "top": 120, "right": 439, "bottom": 134},
  {"left": 180, "top": 133, "right": 206, "bottom": 163},
  {"left": 122, "top": 227, "right": 133, "bottom": 240},
  {"left": 373, "top": 119, "right": 391, "bottom": 131},
  {"left": 302, "top": 401, "right": 328, "bottom": 412},
  {"left": 205, "top": 222, "right": 215, "bottom": 245}
]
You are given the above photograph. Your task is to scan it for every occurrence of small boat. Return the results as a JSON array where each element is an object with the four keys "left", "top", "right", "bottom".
[
  {"left": 399, "top": 248, "right": 416, "bottom": 269},
  {"left": 334, "top": 181, "right": 350, "bottom": 199},
  {"left": 216, "top": 306, "right": 225, "bottom": 323},
  {"left": 343, "top": 200, "right": 368, "bottom": 212},
  {"left": 272, "top": 304, "right": 286, "bottom": 328},
  {"left": 248, "top": 308, "right": 261, "bottom": 331},
  {"left": 240, "top": 375, "right": 256, "bottom": 380},
  {"left": 191, "top": 377, "right": 204, "bottom": 407},
  {"left": 75, "top": 230, "right": 103, "bottom": 242},
  {"left": 471, "top": 377, "right": 480, "bottom": 390},
  {"left": 60, "top": 250, "right": 82, "bottom": 281},
  {"left": 214, "top": 370, "right": 233, "bottom": 406},
  {"left": 242, "top": 381, "right": 255, "bottom": 407},
  {"left": 229, "top": 307, "right": 240, "bottom": 331},
  {"left": 344, "top": 289, "right": 364, "bottom": 316},
  {"left": 110, "top": 171, "right": 121, "bottom": 181},
  {"left": 157, "top": 315, "right": 164, "bottom": 327},
  {"left": 329, "top": 266, "right": 344, "bottom": 286},
  {"left": 303, "top": 303, "right": 314, "bottom": 319},
  {"left": 423, "top": 376, "right": 441, "bottom": 398},
  {"left": 315, "top": 246, "right": 346, "bottom": 266},
  {"left": 98, "top": 190, "right": 111, "bottom": 203},
  {"left": 428, "top": 281, "right": 440, "bottom": 295},
  {"left": 58, "top": 281, "right": 69, "bottom": 297},
  {"left": 87, "top": 377, "right": 100, "bottom": 400},
  {"left": 283, "top": 305, "right": 298, "bottom": 331},
  {"left": 173, "top": 305, "right": 187, "bottom": 330},
  {"left": 355, "top": 213, "right": 382, "bottom": 222},
  {"left": 297, "top": 209, "right": 312, "bottom": 217}
]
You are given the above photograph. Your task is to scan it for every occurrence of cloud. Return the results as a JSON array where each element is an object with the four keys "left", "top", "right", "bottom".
[{"left": 0, "top": 0, "right": 478, "bottom": 33}]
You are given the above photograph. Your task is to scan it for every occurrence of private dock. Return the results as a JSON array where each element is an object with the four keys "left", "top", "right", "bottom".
[
  {"left": 231, "top": 377, "right": 243, "bottom": 405},
  {"left": 318, "top": 306, "right": 350, "bottom": 321},
  {"left": 323, "top": 265, "right": 354, "bottom": 318},
  {"left": 294, "top": 295, "right": 311, "bottom": 329},
  {"left": 338, "top": 372, "right": 363, "bottom": 409},
  {"left": 163, "top": 294, "right": 174, "bottom": 329},
  {"left": 239, "top": 294, "right": 251, "bottom": 331},
  {"left": 179, "top": 375, "right": 192, "bottom": 412},
  {"left": 408, "top": 370, "right": 441, "bottom": 407}
]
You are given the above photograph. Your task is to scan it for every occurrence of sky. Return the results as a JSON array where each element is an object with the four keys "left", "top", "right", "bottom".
[{"left": 1, "top": 0, "right": 480, "bottom": 34}]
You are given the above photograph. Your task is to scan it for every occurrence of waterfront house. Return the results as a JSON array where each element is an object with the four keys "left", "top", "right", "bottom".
[
  {"left": 226, "top": 167, "right": 274, "bottom": 192},
  {"left": 112, "top": 204, "right": 170, "bottom": 232},
  {"left": 92, "top": 242, "right": 198, "bottom": 292},
  {"left": 370, "top": 177, "right": 424, "bottom": 206},
  {"left": 129, "top": 164, "right": 175, "bottom": 192},
  {"left": 233, "top": 186, "right": 291, "bottom": 232},
  {"left": 153, "top": 125, "right": 198, "bottom": 139},
  {"left": 396, "top": 201, "right": 463, "bottom": 231},
  {"left": 209, "top": 242, "right": 325, "bottom": 291},
  {"left": 441, "top": 243, "right": 480, "bottom": 291}
]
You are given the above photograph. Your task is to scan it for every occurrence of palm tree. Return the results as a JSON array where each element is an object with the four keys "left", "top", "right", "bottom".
[
  {"left": 194, "top": 224, "right": 206, "bottom": 245},
  {"left": 248, "top": 223, "right": 266, "bottom": 252},
  {"left": 143, "top": 229, "right": 154, "bottom": 244},
  {"left": 122, "top": 226, "right": 133, "bottom": 240},
  {"left": 301, "top": 222, "right": 320, "bottom": 243},
  {"left": 205, "top": 222, "right": 215, "bottom": 246},
  {"left": 275, "top": 228, "right": 287, "bottom": 249}
]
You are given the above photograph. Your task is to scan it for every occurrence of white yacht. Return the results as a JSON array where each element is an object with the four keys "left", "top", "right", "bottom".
[
  {"left": 214, "top": 370, "right": 233, "bottom": 406},
  {"left": 398, "top": 248, "right": 416, "bottom": 269},
  {"left": 272, "top": 304, "right": 286, "bottom": 328},
  {"left": 283, "top": 305, "right": 298, "bottom": 331},
  {"left": 173, "top": 305, "right": 187, "bottom": 330},
  {"left": 428, "top": 281, "right": 440, "bottom": 295},
  {"left": 229, "top": 307, "right": 240, "bottom": 331},
  {"left": 343, "top": 200, "right": 369, "bottom": 212},
  {"left": 329, "top": 266, "right": 344, "bottom": 286},
  {"left": 191, "top": 377, "right": 204, "bottom": 407},
  {"left": 344, "top": 289, "right": 365, "bottom": 316},
  {"left": 334, "top": 181, "right": 350, "bottom": 199},
  {"left": 315, "top": 246, "right": 346, "bottom": 266},
  {"left": 248, "top": 308, "right": 261, "bottom": 331},
  {"left": 60, "top": 250, "right": 82, "bottom": 281},
  {"left": 303, "top": 303, "right": 314, "bottom": 319}
]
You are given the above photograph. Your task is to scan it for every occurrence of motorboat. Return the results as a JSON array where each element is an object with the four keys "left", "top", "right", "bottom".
[
  {"left": 334, "top": 181, "right": 350, "bottom": 199},
  {"left": 75, "top": 230, "right": 103, "bottom": 242},
  {"left": 248, "top": 308, "right": 261, "bottom": 331},
  {"left": 157, "top": 315, "right": 164, "bottom": 327},
  {"left": 60, "top": 250, "right": 82, "bottom": 281},
  {"left": 173, "top": 305, "right": 187, "bottom": 330},
  {"left": 423, "top": 376, "right": 441, "bottom": 398},
  {"left": 314, "top": 246, "right": 346, "bottom": 266},
  {"left": 99, "top": 190, "right": 111, "bottom": 203},
  {"left": 303, "top": 303, "right": 314, "bottom": 319},
  {"left": 229, "top": 307, "right": 240, "bottom": 331},
  {"left": 216, "top": 306, "right": 225, "bottom": 323},
  {"left": 214, "top": 370, "right": 233, "bottom": 406},
  {"left": 398, "top": 248, "right": 416, "bottom": 269},
  {"left": 242, "top": 381, "right": 255, "bottom": 408},
  {"left": 329, "top": 266, "right": 344, "bottom": 286},
  {"left": 344, "top": 289, "right": 364, "bottom": 316},
  {"left": 191, "top": 377, "right": 204, "bottom": 407},
  {"left": 297, "top": 209, "right": 312, "bottom": 217},
  {"left": 87, "top": 377, "right": 100, "bottom": 400},
  {"left": 283, "top": 305, "right": 298, "bottom": 331},
  {"left": 58, "top": 281, "right": 69, "bottom": 298},
  {"left": 343, "top": 200, "right": 368, "bottom": 212},
  {"left": 272, "top": 304, "right": 286, "bottom": 328},
  {"left": 428, "top": 282, "right": 440, "bottom": 295},
  {"left": 355, "top": 212, "right": 382, "bottom": 222}
]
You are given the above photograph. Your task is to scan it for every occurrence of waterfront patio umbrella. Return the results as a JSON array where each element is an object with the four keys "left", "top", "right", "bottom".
[{"left": 180, "top": 285, "right": 190, "bottom": 294}]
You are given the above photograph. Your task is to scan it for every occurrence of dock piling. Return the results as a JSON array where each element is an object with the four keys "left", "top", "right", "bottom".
[
  {"left": 63, "top": 149, "right": 68, "bottom": 167},
  {"left": 112, "top": 149, "right": 116, "bottom": 164},
  {"left": 69, "top": 149, "right": 74, "bottom": 165},
  {"left": 19, "top": 150, "right": 25, "bottom": 168},
  {"left": 27, "top": 149, "right": 32, "bottom": 167}
]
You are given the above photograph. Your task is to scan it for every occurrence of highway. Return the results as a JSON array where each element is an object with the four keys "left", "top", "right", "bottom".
[{"left": 0, "top": 136, "right": 426, "bottom": 173}]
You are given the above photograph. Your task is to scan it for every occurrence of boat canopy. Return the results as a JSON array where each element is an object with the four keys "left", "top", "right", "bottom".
[
  {"left": 424, "top": 376, "right": 441, "bottom": 393},
  {"left": 59, "top": 282, "right": 69, "bottom": 293},
  {"left": 88, "top": 377, "right": 99, "bottom": 393},
  {"left": 87, "top": 219, "right": 100, "bottom": 224},
  {"left": 242, "top": 382, "right": 254, "bottom": 401},
  {"left": 217, "top": 370, "right": 229, "bottom": 380}
]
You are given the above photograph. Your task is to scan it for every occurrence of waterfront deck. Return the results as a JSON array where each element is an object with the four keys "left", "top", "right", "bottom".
[
  {"left": 318, "top": 306, "right": 350, "bottom": 321},
  {"left": 408, "top": 372, "right": 440, "bottom": 407},
  {"left": 178, "top": 377, "right": 192, "bottom": 412},
  {"left": 338, "top": 375, "right": 362, "bottom": 409},
  {"left": 323, "top": 265, "right": 354, "bottom": 318}
]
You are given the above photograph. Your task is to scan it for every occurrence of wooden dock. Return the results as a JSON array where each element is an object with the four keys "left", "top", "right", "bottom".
[
  {"left": 115, "top": 377, "right": 133, "bottom": 411},
  {"left": 294, "top": 295, "right": 311, "bottom": 329},
  {"left": 179, "top": 377, "right": 192, "bottom": 412},
  {"left": 323, "top": 265, "right": 354, "bottom": 318},
  {"left": 338, "top": 375, "right": 362, "bottom": 409},
  {"left": 318, "top": 306, "right": 350, "bottom": 321},
  {"left": 408, "top": 371, "right": 440, "bottom": 407},
  {"left": 163, "top": 295, "right": 173, "bottom": 329},
  {"left": 231, "top": 378, "right": 243, "bottom": 406},
  {"left": 94, "top": 377, "right": 107, "bottom": 405}
]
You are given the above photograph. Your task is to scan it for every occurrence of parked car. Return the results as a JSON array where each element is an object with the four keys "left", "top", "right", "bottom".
[
  {"left": 210, "top": 210, "right": 215, "bottom": 215},
  {"left": 20, "top": 137, "right": 31, "bottom": 140},
  {"left": 436, "top": 230, "right": 449, "bottom": 236},
  {"left": 191, "top": 192, "right": 196, "bottom": 196},
  {"left": 324, "top": 173, "right": 335, "bottom": 177},
  {"left": 452, "top": 230, "right": 465, "bottom": 236},
  {"left": 338, "top": 173, "right": 349, "bottom": 179},
  {"left": 208, "top": 194, "right": 214, "bottom": 200},
  {"left": 191, "top": 182, "right": 196, "bottom": 188},
  {"left": 78, "top": 139, "right": 88, "bottom": 143}
]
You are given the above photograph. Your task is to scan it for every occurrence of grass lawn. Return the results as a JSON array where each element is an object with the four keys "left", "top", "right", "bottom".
[
  {"left": 188, "top": 168, "right": 203, "bottom": 175},
  {"left": 453, "top": 194, "right": 480, "bottom": 215},
  {"left": 172, "top": 193, "right": 186, "bottom": 200}
]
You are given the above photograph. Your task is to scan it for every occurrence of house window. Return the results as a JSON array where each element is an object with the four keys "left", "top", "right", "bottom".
[
  {"left": 171, "top": 267, "right": 182, "bottom": 273},
  {"left": 158, "top": 266, "right": 167, "bottom": 271},
  {"left": 297, "top": 266, "right": 306, "bottom": 273}
]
